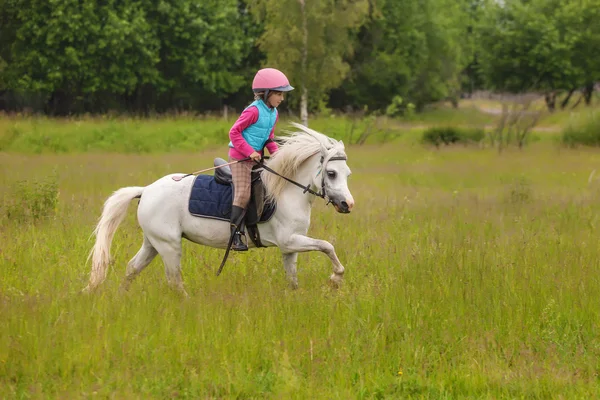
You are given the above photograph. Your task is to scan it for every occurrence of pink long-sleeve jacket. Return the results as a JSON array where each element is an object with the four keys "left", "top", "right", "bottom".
[{"left": 228, "top": 106, "right": 279, "bottom": 160}]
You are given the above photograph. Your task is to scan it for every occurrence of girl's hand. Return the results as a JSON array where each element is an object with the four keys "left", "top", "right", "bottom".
[{"left": 249, "top": 151, "right": 261, "bottom": 162}]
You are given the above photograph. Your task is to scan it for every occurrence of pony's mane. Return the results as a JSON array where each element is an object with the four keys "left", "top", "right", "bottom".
[{"left": 262, "top": 122, "right": 344, "bottom": 202}]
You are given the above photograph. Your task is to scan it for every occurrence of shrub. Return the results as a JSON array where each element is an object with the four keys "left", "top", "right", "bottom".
[
  {"left": 562, "top": 112, "right": 600, "bottom": 147},
  {"left": 385, "top": 96, "right": 415, "bottom": 118},
  {"left": 461, "top": 127, "right": 485, "bottom": 143},
  {"left": 421, "top": 126, "right": 484, "bottom": 147},
  {"left": 3, "top": 173, "right": 59, "bottom": 223},
  {"left": 507, "top": 176, "right": 532, "bottom": 204}
]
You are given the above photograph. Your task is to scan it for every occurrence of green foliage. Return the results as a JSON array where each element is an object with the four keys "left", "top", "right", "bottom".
[
  {"left": 6, "top": 0, "right": 158, "bottom": 93},
  {"left": 385, "top": 96, "right": 403, "bottom": 117},
  {"left": 421, "top": 126, "right": 484, "bottom": 147},
  {"left": 336, "top": 0, "right": 471, "bottom": 112},
  {"left": 0, "top": 0, "right": 251, "bottom": 113},
  {"left": 385, "top": 96, "right": 416, "bottom": 118},
  {"left": 248, "top": 0, "right": 369, "bottom": 112},
  {"left": 3, "top": 172, "right": 59, "bottom": 222},
  {"left": 0, "top": 0, "right": 599, "bottom": 115},
  {"left": 476, "top": 0, "right": 600, "bottom": 97},
  {"left": 561, "top": 111, "right": 600, "bottom": 147},
  {"left": 141, "top": 0, "right": 249, "bottom": 94}
]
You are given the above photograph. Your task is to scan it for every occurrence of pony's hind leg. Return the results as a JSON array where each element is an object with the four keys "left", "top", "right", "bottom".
[
  {"left": 121, "top": 236, "right": 158, "bottom": 291},
  {"left": 152, "top": 239, "right": 188, "bottom": 297}
]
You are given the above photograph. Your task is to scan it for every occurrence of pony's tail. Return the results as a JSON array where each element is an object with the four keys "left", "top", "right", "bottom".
[{"left": 83, "top": 186, "right": 145, "bottom": 293}]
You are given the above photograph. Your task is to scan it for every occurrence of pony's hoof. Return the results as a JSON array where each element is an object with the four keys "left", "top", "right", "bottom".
[
  {"left": 329, "top": 273, "right": 344, "bottom": 289},
  {"left": 81, "top": 285, "right": 94, "bottom": 294}
]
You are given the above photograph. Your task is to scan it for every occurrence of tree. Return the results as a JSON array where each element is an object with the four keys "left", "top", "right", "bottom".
[
  {"left": 0, "top": 0, "right": 17, "bottom": 92},
  {"left": 0, "top": 0, "right": 251, "bottom": 114},
  {"left": 459, "top": 0, "right": 486, "bottom": 99},
  {"left": 558, "top": 0, "right": 600, "bottom": 106},
  {"left": 249, "top": 0, "right": 369, "bottom": 126},
  {"left": 476, "top": 0, "right": 600, "bottom": 111},
  {"left": 331, "top": 0, "right": 471, "bottom": 113},
  {"left": 139, "top": 0, "right": 251, "bottom": 112},
  {"left": 3, "top": 0, "right": 162, "bottom": 113}
]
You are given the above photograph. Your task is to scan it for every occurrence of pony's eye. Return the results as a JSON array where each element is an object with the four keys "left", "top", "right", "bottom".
[{"left": 327, "top": 171, "right": 337, "bottom": 179}]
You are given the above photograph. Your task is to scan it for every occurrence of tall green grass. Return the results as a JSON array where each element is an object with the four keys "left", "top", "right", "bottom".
[
  {"left": 0, "top": 114, "right": 407, "bottom": 153},
  {"left": 562, "top": 110, "right": 600, "bottom": 147},
  {"left": 0, "top": 116, "right": 234, "bottom": 153},
  {"left": 2, "top": 142, "right": 600, "bottom": 398}
]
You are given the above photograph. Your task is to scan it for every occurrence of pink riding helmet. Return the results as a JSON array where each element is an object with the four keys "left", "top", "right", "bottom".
[{"left": 252, "top": 68, "right": 294, "bottom": 92}]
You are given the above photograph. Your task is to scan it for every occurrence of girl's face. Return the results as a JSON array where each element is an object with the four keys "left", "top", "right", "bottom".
[{"left": 267, "top": 91, "right": 284, "bottom": 108}]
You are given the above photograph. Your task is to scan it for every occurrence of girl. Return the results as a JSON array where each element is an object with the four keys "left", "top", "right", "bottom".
[{"left": 227, "top": 68, "right": 294, "bottom": 251}]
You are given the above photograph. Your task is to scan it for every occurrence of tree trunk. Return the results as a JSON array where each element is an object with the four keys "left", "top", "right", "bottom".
[
  {"left": 450, "top": 96, "right": 459, "bottom": 108},
  {"left": 583, "top": 82, "right": 594, "bottom": 106},
  {"left": 544, "top": 91, "right": 556, "bottom": 112},
  {"left": 299, "top": 0, "right": 308, "bottom": 127},
  {"left": 300, "top": 86, "right": 308, "bottom": 127},
  {"left": 560, "top": 89, "right": 575, "bottom": 109},
  {"left": 570, "top": 93, "right": 584, "bottom": 109}
]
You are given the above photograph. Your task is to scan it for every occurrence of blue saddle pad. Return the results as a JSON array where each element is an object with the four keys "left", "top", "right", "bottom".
[
  {"left": 188, "top": 175, "right": 277, "bottom": 223},
  {"left": 188, "top": 175, "right": 233, "bottom": 221}
]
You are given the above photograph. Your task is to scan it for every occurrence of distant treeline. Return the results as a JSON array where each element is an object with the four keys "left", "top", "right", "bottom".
[{"left": 0, "top": 0, "right": 598, "bottom": 116}]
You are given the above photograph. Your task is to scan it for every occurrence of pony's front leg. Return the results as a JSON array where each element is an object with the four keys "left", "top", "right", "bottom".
[
  {"left": 281, "top": 234, "right": 345, "bottom": 287},
  {"left": 281, "top": 252, "right": 299, "bottom": 289}
]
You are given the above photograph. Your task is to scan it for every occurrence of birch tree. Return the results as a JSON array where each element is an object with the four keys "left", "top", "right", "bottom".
[{"left": 250, "top": 0, "right": 368, "bottom": 126}]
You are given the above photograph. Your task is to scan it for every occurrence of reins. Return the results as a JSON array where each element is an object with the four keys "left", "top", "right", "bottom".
[
  {"left": 255, "top": 151, "right": 348, "bottom": 204},
  {"left": 172, "top": 151, "right": 347, "bottom": 204},
  {"left": 257, "top": 161, "right": 325, "bottom": 198},
  {"left": 255, "top": 151, "right": 348, "bottom": 205}
]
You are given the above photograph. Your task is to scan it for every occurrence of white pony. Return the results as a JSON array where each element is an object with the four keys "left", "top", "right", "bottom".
[{"left": 84, "top": 123, "right": 354, "bottom": 295}]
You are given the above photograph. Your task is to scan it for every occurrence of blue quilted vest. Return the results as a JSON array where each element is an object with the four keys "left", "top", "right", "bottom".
[{"left": 229, "top": 100, "right": 278, "bottom": 151}]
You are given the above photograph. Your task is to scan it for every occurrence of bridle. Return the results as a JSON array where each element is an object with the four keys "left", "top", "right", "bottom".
[{"left": 257, "top": 148, "right": 347, "bottom": 206}]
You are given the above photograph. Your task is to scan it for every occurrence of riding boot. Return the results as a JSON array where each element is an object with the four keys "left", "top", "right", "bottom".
[{"left": 230, "top": 205, "right": 248, "bottom": 251}]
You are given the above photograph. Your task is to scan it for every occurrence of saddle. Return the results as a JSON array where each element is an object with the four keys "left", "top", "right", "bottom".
[{"left": 188, "top": 158, "right": 276, "bottom": 247}]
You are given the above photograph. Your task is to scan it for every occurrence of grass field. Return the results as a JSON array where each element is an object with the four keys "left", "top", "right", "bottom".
[
  {"left": 2, "top": 97, "right": 597, "bottom": 155},
  {"left": 2, "top": 110, "right": 600, "bottom": 398}
]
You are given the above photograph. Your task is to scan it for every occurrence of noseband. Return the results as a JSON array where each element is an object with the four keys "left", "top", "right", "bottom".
[{"left": 317, "top": 154, "right": 348, "bottom": 205}]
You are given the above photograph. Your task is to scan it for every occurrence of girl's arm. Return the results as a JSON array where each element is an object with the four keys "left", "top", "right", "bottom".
[
  {"left": 265, "top": 113, "right": 280, "bottom": 154},
  {"left": 229, "top": 107, "right": 259, "bottom": 157}
]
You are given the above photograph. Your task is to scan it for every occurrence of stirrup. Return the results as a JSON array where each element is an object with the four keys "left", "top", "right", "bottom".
[{"left": 231, "top": 231, "right": 248, "bottom": 251}]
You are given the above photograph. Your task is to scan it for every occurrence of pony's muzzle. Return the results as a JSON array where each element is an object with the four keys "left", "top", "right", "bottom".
[
  {"left": 343, "top": 197, "right": 355, "bottom": 212},
  {"left": 333, "top": 197, "right": 354, "bottom": 213}
]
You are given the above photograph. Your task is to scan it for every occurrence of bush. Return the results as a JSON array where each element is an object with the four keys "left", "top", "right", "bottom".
[
  {"left": 3, "top": 173, "right": 59, "bottom": 223},
  {"left": 507, "top": 176, "right": 532, "bottom": 204},
  {"left": 421, "top": 126, "right": 484, "bottom": 147},
  {"left": 385, "top": 96, "right": 416, "bottom": 119},
  {"left": 562, "top": 112, "right": 600, "bottom": 147},
  {"left": 461, "top": 127, "right": 485, "bottom": 143}
]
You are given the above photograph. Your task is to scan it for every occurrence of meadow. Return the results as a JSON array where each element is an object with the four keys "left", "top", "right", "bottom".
[{"left": 1, "top": 104, "right": 600, "bottom": 398}]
